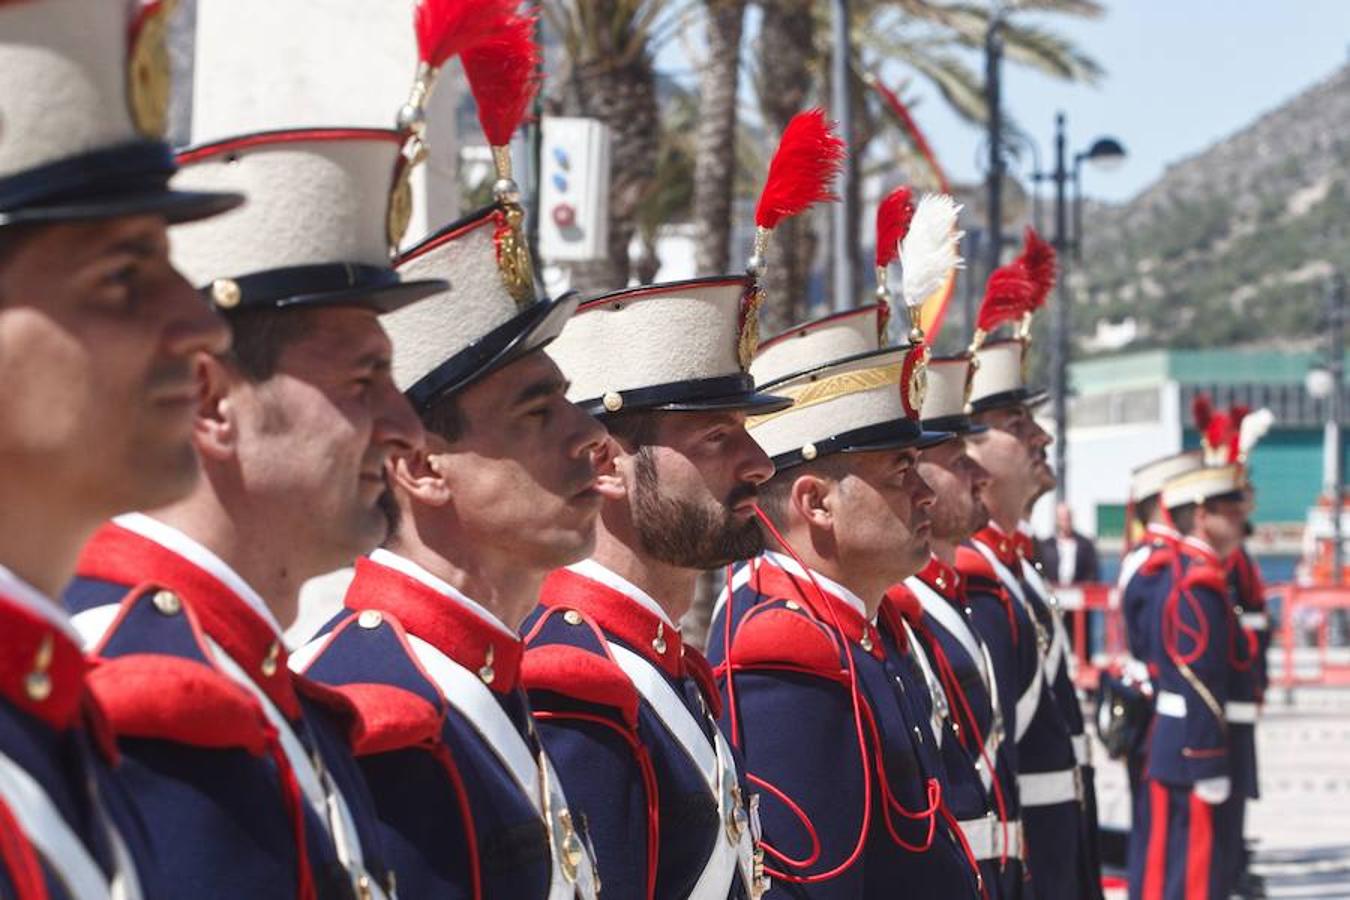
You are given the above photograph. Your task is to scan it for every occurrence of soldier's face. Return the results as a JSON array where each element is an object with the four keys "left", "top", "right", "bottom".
[
  {"left": 619, "top": 411, "right": 774, "bottom": 569},
  {"left": 918, "top": 437, "right": 991, "bottom": 543},
  {"left": 824, "top": 448, "right": 936, "bottom": 585},
  {"left": 0, "top": 215, "right": 228, "bottom": 517},
  {"left": 968, "top": 404, "right": 1052, "bottom": 508},
  {"left": 1199, "top": 496, "right": 1246, "bottom": 559},
  {"left": 227, "top": 308, "right": 422, "bottom": 576},
  {"left": 427, "top": 351, "right": 605, "bottom": 571}
]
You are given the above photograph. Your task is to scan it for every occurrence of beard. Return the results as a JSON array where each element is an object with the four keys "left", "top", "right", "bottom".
[
  {"left": 631, "top": 448, "right": 765, "bottom": 569},
  {"left": 376, "top": 474, "right": 400, "bottom": 544}
]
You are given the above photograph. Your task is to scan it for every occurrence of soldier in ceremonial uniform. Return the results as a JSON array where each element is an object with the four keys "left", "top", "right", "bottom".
[
  {"left": 61, "top": 107, "right": 447, "bottom": 894},
  {"left": 1116, "top": 451, "right": 1202, "bottom": 898},
  {"left": 517, "top": 109, "right": 848, "bottom": 900},
  {"left": 291, "top": 15, "right": 605, "bottom": 896},
  {"left": 1136, "top": 464, "right": 1254, "bottom": 900},
  {"left": 0, "top": 1, "right": 241, "bottom": 896},
  {"left": 959, "top": 243, "right": 1101, "bottom": 898},
  {"left": 707, "top": 286, "right": 986, "bottom": 897}
]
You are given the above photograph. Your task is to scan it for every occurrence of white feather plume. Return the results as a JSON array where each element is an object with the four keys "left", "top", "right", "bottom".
[
  {"left": 899, "top": 193, "right": 964, "bottom": 311},
  {"left": 1239, "top": 407, "right": 1275, "bottom": 456}
]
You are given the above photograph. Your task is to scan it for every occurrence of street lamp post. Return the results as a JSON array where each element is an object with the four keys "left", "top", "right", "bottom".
[
  {"left": 984, "top": 8, "right": 1005, "bottom": 281},
  {"left": 1044, "top": 114, "right": 1125, "bottom": 501},
  {"left": 1329, "top": 274, "right": 1346, "bottom": 584},
  {"left": 830, "top": 0, "right": 853, "bottom": 312}
]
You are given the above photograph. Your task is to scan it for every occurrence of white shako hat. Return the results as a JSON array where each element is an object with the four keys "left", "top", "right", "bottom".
[
  {"left": 379, "top": 6, "right": 581, "bottom": 412},
  {"left": 0, "top": 0, "right": 241, "bottom": 227},
  {"left": 1131, "top": 451, "right": 1204, "bottom": 503},
  {"left": 966, "top": 228, "right": 1056, "bottom": 414},
  {"left": 170, "top": 129, "right": 446, "bottom": 315},
  {"left": 921, "top": 355, "right": 986, "bottom": 435},
  {"left": 752, "top": 303, "right": 890, "bottom": 386},
  {"left": 748, "top": 341, "right": 950, "bottom": 471},
  {"left": 552, "top": 108, "right": 849, "bottom": 419},
  {"left": 1161, "top": 463, "right": 1246, "bottom": 511},
  {"left": 549, "top": 276, "right": 792, "bottom": 417}
]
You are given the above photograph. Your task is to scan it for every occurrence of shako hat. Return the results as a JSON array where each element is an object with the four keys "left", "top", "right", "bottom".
[
  {"left": 0, "top": 0, "right": 242, "bottom": 227},
  {"left": 967, "top": 227, "right": 1056, "bottom": 413},
  {"left": 1130, "top": 451, "right": 1204, "bottom": 503},
  {"left": 381, "top": 2, "right": 578, "bottom": 410},
  {"left": 1161, "top": 463, "right": 1246, "bottom": 510},
  {"left": 170, "top": 129, "right": 446, "bottom": 314},
  {"left": 921, "top": 355, "right": 986, "bottom": 435},
  {"left": 550, "top": 109, "right": 848, "bottom": 418},
  {"left": 753, "top": 303, "right": 890, "bottom": 387}
]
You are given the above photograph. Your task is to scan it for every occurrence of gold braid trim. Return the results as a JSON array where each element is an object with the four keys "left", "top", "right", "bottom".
[{"left": 749, "top": 363, "right": 903, "bottom": 427}]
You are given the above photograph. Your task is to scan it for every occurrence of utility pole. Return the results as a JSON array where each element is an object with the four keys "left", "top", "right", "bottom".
[
  {"left": 1330, "top": 272, "right": 1346, "bottom": 584},
  {"left": 984, "top": 10, "right": 1005, "bottom": 281},
  {"left": 830, "top": 0, "right": 853, "bottom": 312},
  {"left": 1051, "top": 112, "right": 1069, "bottom": 501}
]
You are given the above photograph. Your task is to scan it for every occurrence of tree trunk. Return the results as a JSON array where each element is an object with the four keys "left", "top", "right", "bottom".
[
  {"left": 754, "top": 0, "right": 818, "bottom": 331},
  {"left": 692, "top": 0, "right": 746, "bottom": 276}
]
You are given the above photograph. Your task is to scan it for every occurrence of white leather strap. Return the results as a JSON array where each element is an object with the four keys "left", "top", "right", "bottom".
[
  {"left": 409, "top": 636, "right": 595, "bottom": 900},
  {"left": 957, "top": 813, "right": 1021, "bottom": 862},
  {"left": 608, "top": 642, "right": 753, "bottom": 900},
  {"left": 206, "top": 637, "right": 381, "bottom": 899},
  {"left": 1017, "top": 768, "right": 1081, "bottom": 807},
  {"left": 1156, "top": 690, "right": 1187, "bottom": 718},
  {"left": 1071, "top": 733, "right": 1090, "bottom": 767},
  {"left": 0, "top": 748, "right": 122, "bottom": 900},
  {"left": 900, "top": 620, "right": 947, "bottom": 748},
  {"left": 70, "top": 604, "right": 120, "bottom": 651},
  {"left": 1225, "top": 701, "right": 1258, "bottom": 724},
  {"left": 972, "top": 543, "right": 1045, "bottom": 743},
  {"left": 1020, "top": 560, "right": 1074, "bottom": 684},
  {"left": 1239, "top": 612, "right": 1269, "bottom": 631},
  {"left": 905, "top": 577, "right": 988, "bottom": 688}
]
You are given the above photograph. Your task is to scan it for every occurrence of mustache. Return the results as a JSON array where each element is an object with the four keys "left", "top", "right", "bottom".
[{"left": 726, "top": 482, "right": 759, "bottom": 508}]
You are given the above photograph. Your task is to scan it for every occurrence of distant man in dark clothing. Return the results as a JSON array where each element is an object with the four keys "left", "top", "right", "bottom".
[{"left": 1038, "top": 503, "right": 1100, "bottom": 586}]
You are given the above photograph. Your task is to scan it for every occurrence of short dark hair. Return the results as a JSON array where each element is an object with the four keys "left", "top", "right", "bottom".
[
  {"left": 602, "top": 410, "right": 659, "bottom": 450},
  {"left": 223, "top": 307, "right": 320, "bottom": 381},
  {"left": 1133, "top": 495, "right": 1159, "bottom": 528},
  {"left": 421, "top": 392, "right": 467, "bottom": 443},
  {"left": 1170, "top": 503, "right": 1197, "bottom": 535},
  {"left": 757, "top": 454, "right": 852, "bottom": 528}
]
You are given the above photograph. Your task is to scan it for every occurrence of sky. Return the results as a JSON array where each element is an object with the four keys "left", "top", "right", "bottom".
[{"left": 876, "top": 1, "right": 1350, "bottom": 204}]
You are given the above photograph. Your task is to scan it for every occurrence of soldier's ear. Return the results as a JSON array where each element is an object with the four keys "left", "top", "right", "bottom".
[
  {"left": 592, "top": 433, "right": 627, "bottom": 501},
  {"left": 791, "top": 473, "right": 834, "bottom": 529},
  {"left": 192, "top": 354, "right": 237, "bottom": 461},
  {"left": 391, "top": 447, "right": 452, "bottom": 507}
]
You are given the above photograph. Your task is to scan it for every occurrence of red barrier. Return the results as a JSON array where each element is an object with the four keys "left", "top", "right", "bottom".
[{"left": 1271, "top": 582, "right": 1350, "bottom": 688}]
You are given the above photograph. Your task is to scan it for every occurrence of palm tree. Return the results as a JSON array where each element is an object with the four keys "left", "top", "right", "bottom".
[
  {"left": 691, "top": 0, "right": 748, "bottom": 276},
  {"left": 540, "top": 0, "right": 691, "bottom": 294}
]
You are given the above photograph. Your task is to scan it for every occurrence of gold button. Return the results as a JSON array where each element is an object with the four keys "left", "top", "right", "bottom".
[
  {"left": 261, "top": 642, "right": 280, "bottom": 677},
  {"left": 935, "top": 575, "right": 946, "bottom": 590},
  {"left": 860, "top": 630, "right": 873, "bottom": 652},
  {"left": 358, "top": 610, "right": 383, "bottom": 629},
  {"left": 24, "top": 671, "right": 51, "bottom": 702},
  {"left": 479, "top": 644, "right": 496, "bottom": 685},
  {"left": 801, "top": 443, "right": 818, "bottom": 461},
  {"left": 602, "top": 392, "right": 623, "bottom": 413},
  {"left": 152, "top": 589, "right": 181, "bottom": 616},
  {"left": 210, "top": 278, "right": 241, "bottom": 309},
  {"left": 652, "top": 622, "right": 667, "bottom": 655},
  {"left": 563, "top": 609, "right": 583, "bottom": 626}
]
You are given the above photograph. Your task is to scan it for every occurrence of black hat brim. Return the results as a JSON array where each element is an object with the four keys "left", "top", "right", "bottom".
[
  {"left": 275, "top": 277, "right": 447, "bottom": 315},
  {"left": 0, "top": 188, "right": 244, "bottom": 228},
  {"left": 405, "top": 291, "right": 581, "bottom": 412},
  {"left": 577, "top": 374, "right": 792, "bottom": 419},
  {"left": 770, "top": 419, "right": 954, "bottom": 470},
  {"left": 969, "top": 387, "right": 1050, "bottom": 415}
]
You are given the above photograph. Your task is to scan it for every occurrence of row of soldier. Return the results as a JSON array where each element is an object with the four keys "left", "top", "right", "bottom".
[
  {"left": 1112, "top": 400, "right": 1274, "bottom": 900},
  {"left": 0, "top": 1, "right": 1261, "bottom": 899}
]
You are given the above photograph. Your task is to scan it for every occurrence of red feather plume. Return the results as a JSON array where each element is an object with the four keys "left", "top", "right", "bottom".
[
  {"left": 755, "top": 109, "right": 846, "bottom": 230},
  {"left": 1191, "top": 393, "right": 1213, "bottom": 431},
  {"left": 874, "top": 186, "right": 915, "bottom": 269},
  {"left": 1017, "top": 226, "right": 1057, "bottom": 310},
  {"left": 414, "top": 0, "right": 518, "bottom": 69},
  {"left": 1229, "top": 404, "right": 1249, "bottom": 431},
  {"left": 462, "top": 13, "right": 541, "bottom": 147},
  {"left": 977, "top": 262, "right": 1035, "bottom": 333}
]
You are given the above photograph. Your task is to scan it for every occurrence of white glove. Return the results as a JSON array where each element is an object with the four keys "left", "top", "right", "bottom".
[{"left": 1193, "top": 776, "right": 1230, "bottom": 805}]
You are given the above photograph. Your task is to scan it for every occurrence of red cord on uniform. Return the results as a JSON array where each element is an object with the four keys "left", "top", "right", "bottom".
[{"left": 429, "top": 742, "right": 483, "bottom": 900}]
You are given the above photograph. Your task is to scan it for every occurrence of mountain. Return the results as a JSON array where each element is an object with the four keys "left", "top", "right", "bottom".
[{"left": 1074, "top": 63, "right": 1350, "bottom": 351}]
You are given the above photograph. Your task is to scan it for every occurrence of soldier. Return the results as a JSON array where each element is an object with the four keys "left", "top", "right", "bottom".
[
  {"left": 517, "top": 109, "right": 845, "bottom": 900},
  {"left": 0, "top": 1, "right": 241, "bottom": 895},
  {"left": 1115, "top": 451, "right": 1202, "bottom": 899},
  {"left": 291, "top": 16, "right": 606, "bottom": 895},
  {"left": 959, "top": 241, "right": 1101, "bottom": 898},
  {"left": 62, "top": 122, "right": 445, "bottom": 897},
  {"left": 885, "top": 348, "right": 1027, "bottom": 899},
  {"left": 1137, "top": 463, "right": 1253, "bottom": 900},
  {"left": 707, "top": 292, "right": 986, "bottom": 898}
]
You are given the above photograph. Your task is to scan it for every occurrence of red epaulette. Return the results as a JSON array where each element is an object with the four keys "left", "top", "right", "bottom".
[
  {"left": 521, "top": 644, "right": 641, "bottom": 728},
  {"left": 1140, "top": 544, "right": 1177, "bottom": 577},
  {"left": 726, "top": 603, "right": 846, "bottom": 682},
  {"left": 321, "top": 682, "right": 443, "bottom": 757},
  {"left": 682, "top": 646, "right": 723, "bottom": 720},
  {"left": 1181, "top": 563, "right": 1228, "bottom": 596},
  {"left": 883, "top": 584, "right": 924, "bottom": 626},
  {"left": 955, "top": 546, "right": 999, "bottom": 585},
  {"left": 87, "top": 654, "right": 272, "bottom": 756},
  {"left": 293, "top": 675, "right": 369, "bottom": 749}
]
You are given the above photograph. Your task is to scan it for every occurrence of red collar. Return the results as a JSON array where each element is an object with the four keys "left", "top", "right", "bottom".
[
  {"left": 541, "top": 567, "right": 686, "bottom": 679},
  {"left": 0, "top": 596, "right": 89, "bottom": 731},
  {"left": 1012, "top": 529, "right": 1035, "bottom": 560},
  {"left": 345, "top": 556, "right": 523, "bottom": 695},
  {"left": 971, "top": 525, "right": 1020, "bottom": 567},
  {"left": 1146, "top": 524, "right": 1181, "bottom": 544},
  {"left": 1179, "top": 536, "right": 1222, "bottom": 568},
  {"left": 748, "top": 558, "right": 884, "bottom": 661},
  {"left": 914, "top": 555, "right": 962, "bottom": 600},
  {"left": 76, "top": 523, "right": 299, "bottom": 719}
]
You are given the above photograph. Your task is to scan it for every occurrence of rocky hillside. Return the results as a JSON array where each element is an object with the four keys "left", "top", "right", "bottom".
[{"left": 1076, "top": 63, "right": 1350, "bottom": 350}]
